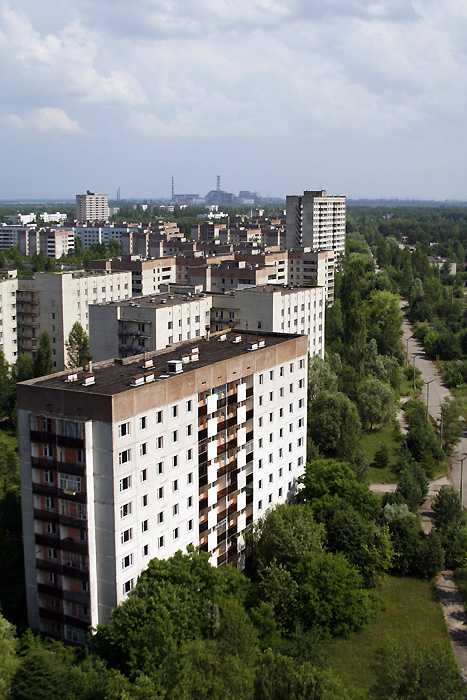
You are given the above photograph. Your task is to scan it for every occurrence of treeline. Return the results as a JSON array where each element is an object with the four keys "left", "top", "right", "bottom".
[{"left": 0, "top": 240, "right": 121, "bottom": 276}]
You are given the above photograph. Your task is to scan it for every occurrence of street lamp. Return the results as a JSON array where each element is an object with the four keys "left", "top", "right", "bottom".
[
  {"left": 459, "top": 455, "right": 467, "bottom": 509},
  {"left": 424, "top": 379, "right": 434, "bottom": 421},
  {"left": 406, "top": 335, "right": 414, "bottom": 366},
  {"left": 411, "top": 353, "right": 417, "bottom": 392}
]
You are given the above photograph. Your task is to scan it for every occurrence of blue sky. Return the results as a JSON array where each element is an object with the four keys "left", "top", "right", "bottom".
[{"left": 1, "top": 0, "right": 467, "bottom": 200}]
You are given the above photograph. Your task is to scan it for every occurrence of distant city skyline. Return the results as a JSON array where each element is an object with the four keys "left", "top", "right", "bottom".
[{"left": 1, "top": 1, "right": 467, "bottom": 200}]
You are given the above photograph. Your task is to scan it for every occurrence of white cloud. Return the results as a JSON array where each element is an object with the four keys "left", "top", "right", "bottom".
[{"left": 0, "top": 107, "right": 83, "bottom": 134}]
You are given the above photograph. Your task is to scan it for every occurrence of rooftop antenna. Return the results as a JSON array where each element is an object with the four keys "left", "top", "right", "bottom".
[
  {"left": 171, "top": 176, "right": 175, "bottom": 201},
  {"left": 216, "top": 175, "right": 221, "bottom": 192}
]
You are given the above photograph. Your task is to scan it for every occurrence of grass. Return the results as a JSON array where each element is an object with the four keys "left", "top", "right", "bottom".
[
  {"left": 322, "top": 576, "right": 452, "bottom": 696},
  {"left": 363, "top": 422, "right": 401, "bottom": 484}
]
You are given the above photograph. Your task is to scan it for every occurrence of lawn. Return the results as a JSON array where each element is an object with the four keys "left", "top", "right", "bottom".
[
  {"left": 363, "top": 422, "right": 401, "bottom": 484},
  {"left": 322, "top": 576, "right": 453, "bottom": 696}
]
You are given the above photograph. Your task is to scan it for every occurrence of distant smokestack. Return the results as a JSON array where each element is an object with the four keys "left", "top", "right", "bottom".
[
  {"left": 216, "top": 175, "right": 221, "bottom": 191},
  {"left": 171, "top": 176, "right": 175, "bottom": 201}
]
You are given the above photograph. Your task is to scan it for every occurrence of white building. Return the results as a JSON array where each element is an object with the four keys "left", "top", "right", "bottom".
[
  {"left": 0, "top": 269, "right": 18, "bottom": 363},
  {"left": 17, "top": 270, "right": 132, "bottom": 370},
  {"left": 18, "top": 330, "right": 308, "bottom": 642},
  {"left": 73, "top": 226, "right": 128, "bottom": 249},
  {"left": 0, "top": 225, "right": 25, "bottom": 250},
  {"left": 75, "top": 192, "right": 109, "bottom": 224},
  {"left": 89, "top": 291, "right": 213, "bottom": 361},
  {"left": 19, "top": 228, "right": 75, "bottom": 259},
  {"left": 288, "top": 249, "right": 336, "bottom": 304},
  {"left": 40, "top": 213, "right": 68, "bottom": 225},
  {"left": 286, "top": 189, "right": 346, "bottom": 256},
  {"left": 211, "top": 285, "right": 325, "bottom": 357}
]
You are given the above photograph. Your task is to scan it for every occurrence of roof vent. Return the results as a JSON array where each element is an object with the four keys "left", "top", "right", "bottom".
[
  {"left": 65, "top": 372, "right": 79, "bottom": 383},
  {"left": 167, "top": 359, "right": 183, "bottom": 374},
  {"left": 258, "top": 339, "right": 266, "bottom": 348},
  {"left": 246, "top": 342, "right": 258, "bottom": 352},
  {"left": 130, "top": 375, "right": 145, "bottom": 387},
  {"left": 232, "top": 335, "right": 242, "bottom": 344},
  {"left": 161, "top": 298, "right": 167, "bottom": 303},
  {"left": 218, "top": 334, "right": 227, "bottom": 342},
  {"left": 143, "top": 358, "right": 154, "bottom": 369},
  {"left": 156, "top": 373, "right": 170, "bottom": 381},
  {"left": 182, "top": 355, "right": 191, "bottom": 364},
  {"left": 82, "top": 374, "right": 95, "bottom": 387},
  {"left": 145, "top": 373, "right": 155, "bottom": 383}
]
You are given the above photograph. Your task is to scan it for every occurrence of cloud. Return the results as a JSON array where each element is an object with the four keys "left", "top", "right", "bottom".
[{"left": 0, "top": 107, "right": 83, "bottom": 134}]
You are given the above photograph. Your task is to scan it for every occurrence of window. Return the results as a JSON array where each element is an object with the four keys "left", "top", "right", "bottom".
[
  {"left": 142, "top": 494, "right": 148, "bottom": 507},
  {"left": 299, "top": 398, "right": 304, "bottom": 408},
  {"left": 289, "top": 423, "right": 293, "bottom": 433},
  {"left": 289, "top": 383, "right": 293, "bottom": 392},
  {"left": 141, "top": 519, "right": 148, "bottom": 532},
  {"left": 268, "top": 494, "right": 273, "bottom": 504},
  {"left": 187, "top": 424, "right": 193, "bottom": 437},
  {"left": 122, "top": 553, "right": 133, "bottom": 569},
  {"left": 269, "top": 391, "right": 273, "bottom": 401},
  {"left": 158, "top": 536, "right": 164, "bottom": 549},
  {"left": 119, "top": 475, "right": 132, "bottom": 491},
  {"left": 173, "top": 430, "right": 178, "bottom": 442},
  {"left": 298, "top": 437, "right": 303, "bottom": 447},
  {"left": 269, "top": 473, "right": 273, "bottom": 483},
  {"left": 269, "top": 370, "right": 274, "bottom": 380},
  {"left": 259, "top": 395, "right": 263, "bottom": 406},
  {"left": 157, "top": 511, "right": 164, "bottom": 524},
  {"left": 269, "top": 453, "right": 273, "bottom": 463},
  {"left": 123, "top": 579, "right": 134, "bottom": 594},
  {"left": 186, "top": 399, "right": 192, "bottom": 412},
  {"left": 143, "top": 544, "right": 149, "bottom": 557},
  {"left": 259, "top": 373, "right": 264, "bottom": 385},
  {"left": 140, "top": 442, "right": 148, "bottom": 456},
  {"left": 187, "top": 448, "right": 193, "bottom": 461},
  {"left": 258, "top": 458, "right": 263, "bottom": 469},
  {"left": 269, "top": 411, "right": 273, "bottom": 423},
  {"left": 158, "top": 486, "right": 164, "bottom": 499},
  {"left": 279, "top": 487, "right": 283, "bottom": 497},
  {"left": 173, "top": 479, "right": 178, "bottom": 492},
  {"left": 187, "top": 472, "right": 193, "bottom": 484},
  {"left": 173, "top": 503, "right": 179, "bottom": 516},
  {"left": 173, "top": 527, "right": 179, "bottom": 540},
  {"left": 280, "top": 387, "right": 284, "bottom": 397},
  {"left": 258, "top": 438, "right": 263, "bottom": 449},
  {"left": 299, "top": 378, "right": 304, "bottom": 389},
  {"left": 279, "top": 467, "right": 283, "bottom": 477},
  {"left": 280, "top": 366, "right": 284, "bottom": 377},
  {"left": 119, "top": 422, "right": 130, "bottom": 437},
  {"left": 258, "top": 479, "right": 262, "bottom": 489},
  {"left": 187, "top": 495, "right": 193, "bottom": 508},
  {"left": 172, "top": 455, "right": 178, "bottom": 468},
  {"left": 289, "top": 362, "right": 294, "bottom": 373},
  {"left": 258, "top": 500, "right": 262, "bottom": 511},
  {"left": 157, "top": 436, "right": 163, "bottom": 449},
  {"left": 141, "top": 468, "right": 147, "bottom": 482},
  {"left": 188, "top": 519, "right": 193, "bottom": 531},
  {"left": 119, "top": 449, "right": 131, "bottom": 465},
  {"left": 156, "top": 410, "right": 163, "bottom": 423},
  {"left": 120, "top": 502, "right": 132, "bottom": 518},
  {"left": 289, "top": 403, "right": 293, "bottom": 414},
  {"left": 299, "top": 359, "right": 305, "bottom": 369},
  {"left": 172, "top": 405, "right": 178, "bottom": 418},
  {"left": 157, "top": 461, "right": 164, "bottom": 475},
  {"left": 121, "top": 528, "right": 132, "bottom": 544}
]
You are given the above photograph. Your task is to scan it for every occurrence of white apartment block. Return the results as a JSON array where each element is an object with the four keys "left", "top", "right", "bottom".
[
  {"left": 286, "top": 190, "right": 346, "bottom": 256},
  {"left": 87, "top": 258, "right": 177, "bottom": 296},
  {"left": 211, "top": 285, "right": 325, "bottom": 357},
  {"left": 73, "top": 226, "right": 128, "bottom": 249},
  {"left": 18, "top": 332, "right": 308, "bottom": 643},
  {"left": 17, "top": 270, "right": 132, "bottom": 371},
  {"left": 0, "top": 269, "right": 18, "bottom": 363},
  {"left": 75, "top": 192, "right": 109, "bottom": 224},
  {"left": 89, "top": 291, "right": 212, "bottom": 361},
  {"left": 19, "top": 229, "right": 75, "bottom": 259},
  {"left": 288, "top": 249, "right": 335, "bottom": 304},
  {"left": 0, "top": 225, "right": 23, "bottom": 250}
]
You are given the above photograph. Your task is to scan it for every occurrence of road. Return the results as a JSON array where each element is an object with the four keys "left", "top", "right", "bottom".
[{"left": 402, "top": 315, "right": 467, "bottom": 504}]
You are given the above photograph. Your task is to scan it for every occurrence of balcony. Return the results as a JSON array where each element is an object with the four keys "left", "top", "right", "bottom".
[
  {"left": 32, "top": 482, "right": 86, "bottom": 504},
  {"left": 36, "top": 558, "right": 88, "bottom": 580},
  {"left": 35, "top": 534, "right": 87, "bottom": 554},
  {"left": 30, "top": 431, "right": 84, "bottom": 449},
  {"left": 37, "top": 583, "right": 89, "bottom": 605}
]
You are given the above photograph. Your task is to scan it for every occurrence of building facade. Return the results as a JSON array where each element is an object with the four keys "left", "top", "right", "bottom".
[
  {"left": 211, "top": 285, "right": 325, "bottom": 357},
  {"left": 286, "top": 190, "right": 346, "bottom": 256},
  {"left": 18, "top": 331, "right": 308, "bottom": 642},
  {"left": 288, "top": 249, "right": 335, "bottom": 304},
  {"left": 89, "top": 291, "right": 213, "bottom": 361},
  {"left": 75, "top": 192, "right": 109, "bottom": 224},
  {"left": 0, "top": 269, "right": 18, "bottom": 363},
  {"left": 17, "top": 270, "right": 132, "bottom": 370}
]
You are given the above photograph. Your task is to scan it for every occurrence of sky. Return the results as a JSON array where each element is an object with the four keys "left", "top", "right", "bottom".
[{"left": 1, "top": 0, "right": 467, "bottom": 200}]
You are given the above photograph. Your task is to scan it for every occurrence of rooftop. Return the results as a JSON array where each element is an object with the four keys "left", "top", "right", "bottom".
[
  {"left": 211, "top": 284, "right": 322, "bottom": 297},
  {"left": 94, "top": 291, "right": 210, "bottom": 309},
  {"left": 25, "top": 331, "right": 301, "bottom": 397}
]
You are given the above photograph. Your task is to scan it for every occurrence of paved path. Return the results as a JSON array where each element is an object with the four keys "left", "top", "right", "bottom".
[
  {"left": 402, "top": 314, "right": 467, "bottom": 503},
  {"left": 435, "top": 571, "right": 467, "bottom": 684}
]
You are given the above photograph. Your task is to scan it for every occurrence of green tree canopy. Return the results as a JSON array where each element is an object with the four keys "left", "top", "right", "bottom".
[
  {"left": 66, "top": 322, "right": 91, "bottom": 369},
  {"left": 33, "top": 332, "right": 52, "bottom": 378}
]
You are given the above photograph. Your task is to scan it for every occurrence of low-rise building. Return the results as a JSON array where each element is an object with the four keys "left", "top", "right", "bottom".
[
  {"left": 0, "top": 269, "right": 18, "bottom": 363},
  {"left": 18, "top": 330, "right": 308, "bottom": 642},
  {"left": 89, "top": 291, "right": 212, "bottom": 361},
  {"left": 86, "top": 257, "right": 177, "bottom": 296}
]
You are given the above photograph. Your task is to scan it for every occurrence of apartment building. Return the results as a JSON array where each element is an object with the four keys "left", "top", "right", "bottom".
[
  {"left": 19, "top": 228, "right": 75, "bottom": 259},
  {"left": 17, "top": 270, "right": 132, "bottom": 370},
  {"left": 75, "top": 192, "right": 109, "bottom": 224},
  {"left": 211, "top": 285, "right": 325, "bottom": 357},
  {"left": 288, "top": 249, "right": 335, "bottom": 304},
  {"left": 87, "top": 258, "right": 177, "bottom": 296},
  {"left": 89, "top": 291, "right": 212, "bottom": 361},
  {"left": 0, "top": 269, "right": 18, "bottom": 363},
  {"left": 286, "top": 189, "right": 346, "bottom": 256},
  {"left": 18, "top": 331, "right": 308, "bottom": 642},
  {"left": 73, "top": 226, "right": 129, "bottom": 249},
  {"left": 0, "top": 225, "right": 24, "bottom": 250}
]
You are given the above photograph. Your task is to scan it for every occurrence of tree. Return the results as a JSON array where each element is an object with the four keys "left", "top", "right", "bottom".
[
  {"left": 0, "top": 614, "right": 18, "bottom": 700},
  {"left": 0, "top": 352, "right": 14, "bottom": 419},
  {"left": 372, "top": 444, "right": 389, "bottom": 470},
  {"left": 255, "top": 650, "right": 352, "bottom": 700},
  {"left": 440, "top": 397, "right": 463, "bottom": 454},
  {"left": 365, "top": 290, "right": 403, "bottom": 358},
  {"left": 396, "top": 464, "right": 428, "bottom": 511},
  {"left": 432, "top": 487, "right": 462, "bottom": 530},
  {"left": 307, "top": 356, "right": 338, "bottom": 403},
  {"left": 66, "top": 322, "right": 91, "bottom": 369},
  {"left": 308, "top": 392, "right": 361, "bottom": 461},
  {"left": 356, "top": 377, "right": 394, "bottom": 431},
  {"left": 33, "top": 332, "right": 52, "bottom": 377},
  {"left": 371, "top": 641, "right": 464, "bottom": 700},
  {"left": 14, "top": 354, "right": 34, "bottom": 383}
]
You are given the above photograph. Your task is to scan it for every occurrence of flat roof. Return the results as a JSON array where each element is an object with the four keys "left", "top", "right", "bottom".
[
  {"left": 23, "top": 331, "right": 301, "bottom": 397},
  {"left": 211, "top": 284, "right": 322, "bottom": 297},
  {"left": 94, "top": 291, "right": 210, "bottom": 309}
]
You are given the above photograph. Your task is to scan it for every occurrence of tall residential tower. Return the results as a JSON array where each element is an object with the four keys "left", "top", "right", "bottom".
[{"left": 285, "top": 189, "right": 346, "bottom": 256}]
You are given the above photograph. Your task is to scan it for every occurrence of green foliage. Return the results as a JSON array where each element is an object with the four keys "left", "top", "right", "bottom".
[
  {"left": 0, "top": 352, "right": 14, "bottom": 419},
  {"left": 356, "top": 376, "right": 394, "bottom": 431},
  {"left": 0, "top": 614, "right": 18, "bottom": 700},
  {"left": 404, "top": 400, "right": 443, "bottom": 476},
  {"left": 440, "top": 397, "right": 464, "bottom": 454},
  {"left": 371, "top": 641, "right": 464, "bottom": 700},
  {"left": 307, "top": 391, "right": 361, "bottom": 461},
  {"left": 66, "top": 322, "right": 91, "bottom": 369},
  {"left": 372, "top": 444, "right": 389, "bottom": 470},
  {"left": 307, "top": 355, "right": 338, "bottom": 403},
  {"left": 14, "top": 354, "right": 34, "bottom": 383},
  {"left": 33, "top": 332, "right": 53, "bottom": 377},
  {"left": 365, "top": 290, "right": 403, "bottom": 358},
  {"left": 395, "top": 463, "right": 428, "bottom": 511},
  {"left": 433, "top": 487, "right": 462, "bottom": 530}
]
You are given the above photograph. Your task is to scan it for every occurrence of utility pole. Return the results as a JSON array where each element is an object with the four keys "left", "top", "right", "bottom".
[
  {"left": 459, "top": 455, "right": 467, "bottom": 509},
  {"left": 171, "top": 176, "right": 175, "bottom": 202},
  {"left": 406, "top": 334, "right": 414, "bottom": 366},
  {"left": 411, "top": 353, "right": 417, "bottom": 392},
  {"left": 424, "top": 379, "right": 434, "bottom": 421}
]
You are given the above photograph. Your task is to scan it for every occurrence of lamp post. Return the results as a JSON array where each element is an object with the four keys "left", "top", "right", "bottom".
[
  {"left": 424, "top": 379, "right": 434, "bottom": 421},
  {"left": 459, "top": 455, "right": 467, "bottom": 509},
  {"left": 406, "top": 335, "right": 414, "bottom": 366},
  {"left": 411, "top": 353, "right": 417, "bottom": 392}
]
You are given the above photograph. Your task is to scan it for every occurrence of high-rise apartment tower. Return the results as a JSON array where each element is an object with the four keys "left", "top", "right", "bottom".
[{"left": 285, "top": 190, "right": 346, "bottom": 256}]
